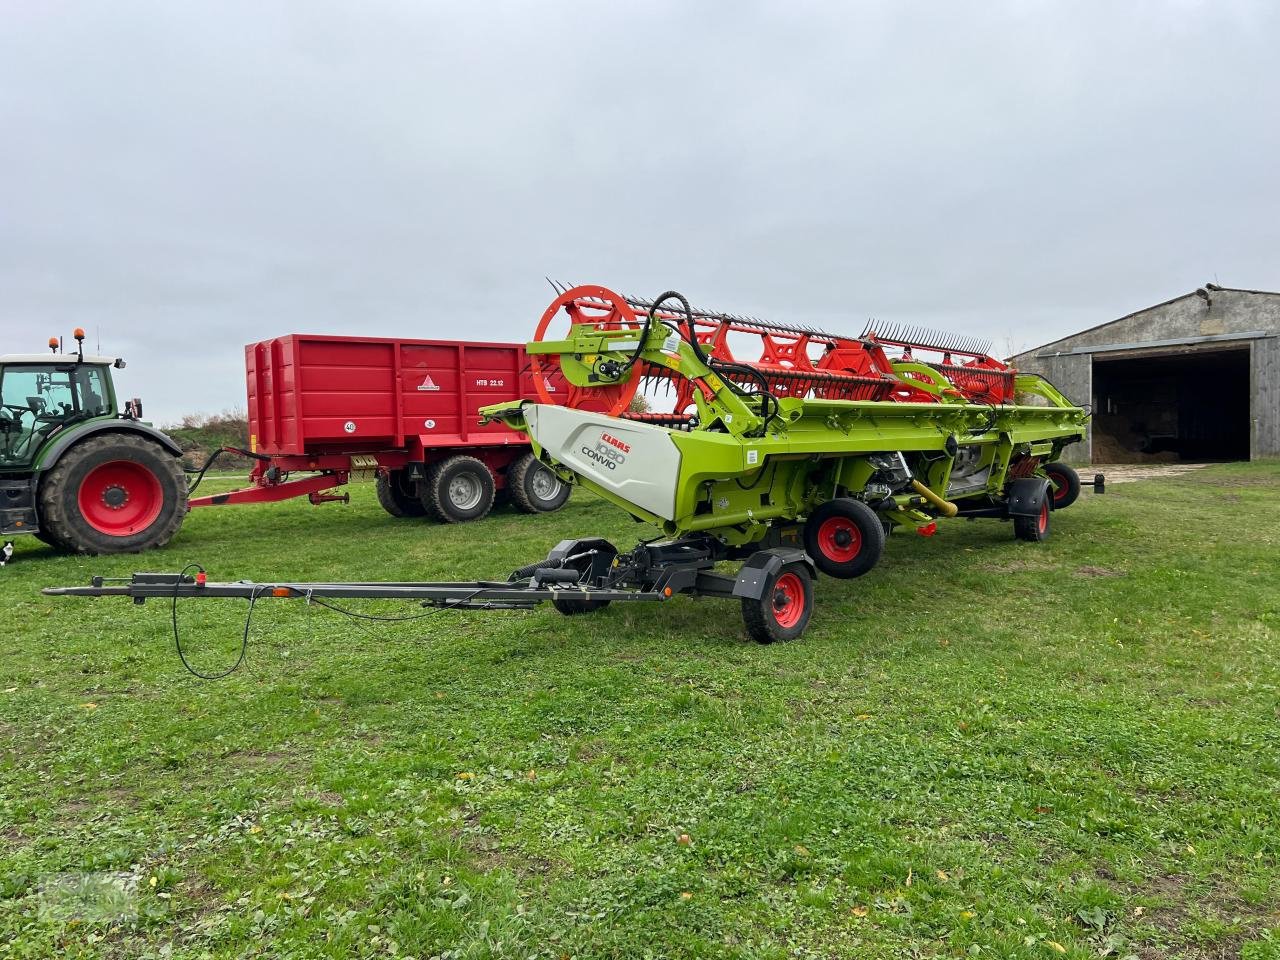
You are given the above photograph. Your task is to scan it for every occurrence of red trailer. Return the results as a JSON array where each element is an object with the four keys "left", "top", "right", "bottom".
[{"left": 189, "top": 334, "right": 570, "bottom": 522}]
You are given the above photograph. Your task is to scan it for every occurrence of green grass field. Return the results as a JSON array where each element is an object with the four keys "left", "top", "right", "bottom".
[{"left": 3, "top": 463, "right": 1278, "bottom": 959}]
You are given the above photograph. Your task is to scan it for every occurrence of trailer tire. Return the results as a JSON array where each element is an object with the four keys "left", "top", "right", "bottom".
[
  {"left": 552, "top": 596, "right": 611, "bottom": 616},
  {"left": 376, "top": 469, "right": 427, "bottom": 518},
  {"left": 38, "top": 433, "right": 187, "bottom": 554},
  {"left": 1043, "top": 461, "right": 1080, "bottom": 510},
  {"left": 508, "top": 453, "right": 570, "bottom": 514},
  {"left": 1014, "top": 498, "right": 1051, "bottom": 542},
  {"left": 742, "top": 561, "right": 813, "bottom": 644},
  {"left": 803, "top": 498, "right": 885, "bottom": 579},
  {"left": 422, "top": 455, "right": 495, "bottom": 523}
]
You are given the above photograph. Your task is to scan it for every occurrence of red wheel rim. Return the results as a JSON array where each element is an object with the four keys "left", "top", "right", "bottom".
[
  {"left": 817, "top": 515, "right": 862, "bottom": 563},
  {"left": 77, "top": 460, "right": 163, "bottom": 536},
  {"left": 1049, "top": 472, "right": 1068, "bottom": 503},
  {"left": 771, "top": 572, "right": 805, "bottom": 629},
  {"left": 530, "top": 285, "right": 642, "bottom": 416},
  {"left": 1037, "top": 499, "right": 1049, "bottom": 535}
]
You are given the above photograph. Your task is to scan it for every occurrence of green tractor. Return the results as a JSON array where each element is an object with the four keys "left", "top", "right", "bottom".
[{"left": 0, "top": 330, "right": 188, "bottom": 560}]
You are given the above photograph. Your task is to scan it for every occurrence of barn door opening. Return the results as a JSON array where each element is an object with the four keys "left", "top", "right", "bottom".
[{"left": 1092, "top": 348, "right": 1250, "bottom": 462}]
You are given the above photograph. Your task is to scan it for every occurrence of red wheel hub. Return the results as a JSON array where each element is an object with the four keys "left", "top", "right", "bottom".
[
  {"left": 817, "top": 515, "right": 862, "bottom": 563},
  {"left": 771, "top": 572, "right": 805, "bottom": 629},
  {"left": 531, "top": 285, "right": 642, "bottom": 416},
  {"left": 1049, "top": 475, "right": 1068, "bottom": 503},
  {"left": 1037, "top": 499, "right": 1049, "bottom": 534},
  {"left": 77, "top": 460, "right": 163, "bottom": 536}
]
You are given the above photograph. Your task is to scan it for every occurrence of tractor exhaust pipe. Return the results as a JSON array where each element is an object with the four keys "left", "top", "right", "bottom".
[{"left": 911, "top": 480, "right": 959, "bottom": 517}]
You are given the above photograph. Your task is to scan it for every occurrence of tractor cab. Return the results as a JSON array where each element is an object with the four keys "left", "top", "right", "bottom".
[{"left": 0, "top": 337, "right": 122, "bottom": 470}]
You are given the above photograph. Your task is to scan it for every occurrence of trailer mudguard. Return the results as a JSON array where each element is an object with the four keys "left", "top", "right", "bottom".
[
  {"left": 731, "top": 548, "right": 815, "bottom": 600},
  {"left": 34, "top": 421, "right": 183, "bottom": 475},
  {"left": 1005, "top": 477, "right": 1052, "bottom": 518}
]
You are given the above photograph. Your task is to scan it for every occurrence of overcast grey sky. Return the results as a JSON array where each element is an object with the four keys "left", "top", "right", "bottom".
[{"left": 2, "top": 1, "right": 1277, "bottom": 424}]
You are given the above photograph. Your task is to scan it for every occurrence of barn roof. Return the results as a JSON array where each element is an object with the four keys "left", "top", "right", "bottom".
[{"left": 1010, "top": 284, "right": 1280, "bottom": 361}]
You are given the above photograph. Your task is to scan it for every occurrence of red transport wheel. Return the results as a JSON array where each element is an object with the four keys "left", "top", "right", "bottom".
[
  {"left": 802, "top": 497, "right": 885, "bottom": 579},
  {"left": 741, "top": 561, "right": 814, "bottom": 643},
  {"left": 1042, "top": 461, "right": 1080, "bottom": 509},
  {"left": 771, "top": 572, "right": 806, "bottom": 629},
  {"left": 77, "top": 460, "right": 163, "bottom": 535},
  {"left": 530, "top": 285, "right": 642, "bottom": 416},
  {"left": 1014, "top": 496, "right": 1051, "bottom": 542}
]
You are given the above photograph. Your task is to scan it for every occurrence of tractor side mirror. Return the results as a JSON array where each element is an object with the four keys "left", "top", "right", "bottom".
[{"left": 125, "top": 398, "right": 143, "bottom": 419}]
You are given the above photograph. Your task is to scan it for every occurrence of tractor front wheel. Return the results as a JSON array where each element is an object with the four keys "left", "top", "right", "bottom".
[
  {"left": 376, "top": 469, "right": 427, "bottom": 518},
  {"left": 38, "top": 434, "right": 187, "bottom": 554},
  {"left": 803, "top": 498, "right": 885, "bottom": 579},
  {"left": 742, "top": 561, "right": 814, "bottom": 644},
  {"left": 1043, "top": 461, "right": 1081, "bottom": 510},
  {"left": 421, "top": 455, "right": 495, "bottom": 523}
]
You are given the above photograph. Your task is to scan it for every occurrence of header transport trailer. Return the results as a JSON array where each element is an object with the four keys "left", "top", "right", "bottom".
[
  {"left": 48, "top": 285, "right": 1090, "bottom": 645},
  {"left": 189, "top": 334, "right": 572, "bottom": 524}
]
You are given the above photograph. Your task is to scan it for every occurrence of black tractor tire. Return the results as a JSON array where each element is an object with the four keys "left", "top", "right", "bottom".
[
  {"left": 1042, "top": 461, "right": 1081, "bottom": 510},
  {"left": 1014, "top": 498, "right": 1051, "bottom": 542},
  {"left": 803, "top": 498, "right": 886, "bottom": 579},
  {"left": 38, "top": 433, "right": 187, "bottom": 554},
  {"left": 508, "top": 453, "right": 571, "bottom": 514},
  {"left": 742, "top": 561, "right": 814, "bottom": 644},
  {"left": 421, "top": 455, "right": 495, "bottom": 524},
  {"left": 551, "top": 596, "right": 611, "bottom": 616},
  {"left": 375, "top": 469, "right": 427, "bottom": 518}
]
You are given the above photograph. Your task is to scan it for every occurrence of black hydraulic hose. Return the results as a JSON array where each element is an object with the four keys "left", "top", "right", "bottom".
[
  {"left": 186, "top": 445, "right": 267, "bottom": 495},
  {"left": 645, "top": 290, "right": 779, "bottom": 435}
]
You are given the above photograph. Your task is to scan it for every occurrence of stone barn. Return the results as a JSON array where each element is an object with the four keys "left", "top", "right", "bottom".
[{"left": 1010, "top": 284, "right": 1280, "bottom": 464}]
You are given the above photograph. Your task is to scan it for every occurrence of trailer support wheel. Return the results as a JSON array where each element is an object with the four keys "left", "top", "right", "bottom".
[
  {"left": 508, "top": 453, "right": 571, "bottom": 514},
  {"left": 375, "top": 469, "right": 427, "bottom": 518},
  {"left": 421, "top": 455, "right": 495, "bottom": 523},
  {"left": 803, "top": 498, "right": 885, "bottom": 579},
  {"left": 742, "top": 561, "right": 814, "bottom": 643},
  {"left": 1014, "top": 499, "right": 1051, "bottom": 542},
  {"left": 551, "top": 595, "right": 611, "bottom": 615},
  {"left": 1042, "top": 461, "right": 1080, "bottom": 510}
]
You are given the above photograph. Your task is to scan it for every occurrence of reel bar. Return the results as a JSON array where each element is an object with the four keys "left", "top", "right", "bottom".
[{"left": 860, "top": 320, "right": 995, "bottom": 359}]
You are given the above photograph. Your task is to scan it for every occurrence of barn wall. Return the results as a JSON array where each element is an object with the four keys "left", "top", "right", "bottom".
[
  {"left": 1015, "top": 353, "right": 1092, "bottom": 463},
  {"left": 1255, "top": 335, "right": 1280, "bottom": 458}
]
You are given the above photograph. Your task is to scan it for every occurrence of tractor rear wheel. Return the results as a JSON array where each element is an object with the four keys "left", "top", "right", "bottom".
[
  {"left": 742, "top": 561, "right": 814, "bottom": 644},
  {"left": 1014, "top": 498, "right": 1051, "bottom": 542},
  {"left": 38, "top": 433, "right": 187, "bottom": 554},
  {"left": 803, "top": 498, "right": 885, "bottom": 579},
  {"left": 1042, "top": 461, "right": 1080, "bottom": 510},
  {"left": 508, "top": 453, "right": 570, "bottom": 514},
  {"left": 421, "top": 455, "right": 495, "bottom": 523},
  {"left": 376, "top": 469, "right": 427, "bottom": 518}
]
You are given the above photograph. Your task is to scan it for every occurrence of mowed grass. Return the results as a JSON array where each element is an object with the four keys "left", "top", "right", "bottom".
[{"left": 2, "top": 463, "right": 1279, "bottom": 959}]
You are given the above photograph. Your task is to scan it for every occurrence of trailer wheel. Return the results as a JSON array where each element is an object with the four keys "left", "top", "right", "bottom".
[
  {"left": 742, "top": 561, "right": 813, "bottom": 644},
  {"left": 1042, "top": 462, "right": 1080, "bottom": 509},
  {"left": 375, "top": 469, "right": 427, "bottom": 518},
  {"left": 508, "top": 453, "right": 570, "bottom": 514},
  {"left": 803, "top": 498, "right": 885, "bottom": 579},
  {"left": 1014, "top": 499, "right": 1051, "bottom": 542},
  {"left": 422, "top": 455, "right": 495, "bottom": 523},
  {"left": 38, "top": 433, "right": 187, "bottom": 554},
  {"left": 552, "top": 596, "right": 611, "bottom": 616}
]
